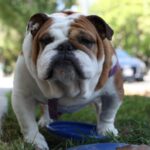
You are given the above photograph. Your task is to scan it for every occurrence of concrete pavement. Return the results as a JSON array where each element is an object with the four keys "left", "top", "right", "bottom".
[{"left": 124, "top": 70, "right": 150, "bottom": 97}]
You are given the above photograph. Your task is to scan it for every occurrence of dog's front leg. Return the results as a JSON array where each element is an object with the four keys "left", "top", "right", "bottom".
[
  {"left": 95, "top": 94, "right": 122, "bottom": 136},
  {"left": 12, "top": 92, "right": 49, "bottom": 150}
]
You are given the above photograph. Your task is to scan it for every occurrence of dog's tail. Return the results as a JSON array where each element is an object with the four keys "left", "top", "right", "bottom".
[{"left": 0, "top": 98, "right": 8, "bottom": 135}]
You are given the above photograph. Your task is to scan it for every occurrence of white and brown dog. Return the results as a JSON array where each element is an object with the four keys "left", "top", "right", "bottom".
[{"left": 12, "top": 11, "right": 124, "bottom": 150}]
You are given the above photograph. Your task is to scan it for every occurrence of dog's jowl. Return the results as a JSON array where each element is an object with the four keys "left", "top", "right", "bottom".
[{"left": 12, "top": 12, "right": 124, "bottom": 150}]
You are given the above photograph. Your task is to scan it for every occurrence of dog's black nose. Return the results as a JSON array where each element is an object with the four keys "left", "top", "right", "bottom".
[{"left": 57, "top": 41, "right": 75, "bottom": 52}]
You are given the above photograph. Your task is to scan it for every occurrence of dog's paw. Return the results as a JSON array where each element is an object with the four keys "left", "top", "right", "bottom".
[
  {"left": 38, "top": 116, "right": 53, "bottom": 128},
  {"left": 97, "top": 122, "right": 118, "bottom": 136},
  {"left": 25, "top": 132, "right": 49, "bottom": 150}
]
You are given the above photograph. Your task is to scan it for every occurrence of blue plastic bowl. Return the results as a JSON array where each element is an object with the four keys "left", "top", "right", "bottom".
[{"left": 47, "top": 121, "right": 106, "bottom": 140}]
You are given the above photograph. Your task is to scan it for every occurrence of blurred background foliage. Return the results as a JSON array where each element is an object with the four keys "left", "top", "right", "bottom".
[{"left": 0, "top": 0, "right": 149, "bottom": 74}]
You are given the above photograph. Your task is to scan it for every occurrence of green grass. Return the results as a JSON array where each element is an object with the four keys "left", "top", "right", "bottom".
[{"left": 1, "top": 94, "right": 150, "bottom": 149}]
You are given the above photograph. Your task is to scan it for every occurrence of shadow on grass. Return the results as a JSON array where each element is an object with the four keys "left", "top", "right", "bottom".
[{"left": 1, "top": 94, "right": 150, "bottom": 149}]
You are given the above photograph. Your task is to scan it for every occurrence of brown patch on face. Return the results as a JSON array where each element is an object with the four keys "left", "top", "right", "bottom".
[
  {"left": 69, "top": 16, "right": 116, "bottom": 90},
  {"left": 114, "top": 67, "right": 124, "bottom": 100},
  {"left": 32, "top": 19, "right": 53, "bottom": 64},
  {"left": 95, "top": 39, "right": 115, "bottom": 90},
  {"left": 69, "top": 30, "right": 96, "bottom": 58},
  {"left": 69, "top": 15, "right": 104, "bottom": 60}
]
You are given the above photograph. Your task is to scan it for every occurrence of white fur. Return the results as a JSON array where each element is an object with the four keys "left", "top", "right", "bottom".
[
  {"left": 37, "top": 49, "right": 58, "bottom": 80},
  {"left": 12, "top": 13, "right": 123, "bottom": 150},
  {"left": 74, "top": 50, "right": 100, "bottom": 79}
]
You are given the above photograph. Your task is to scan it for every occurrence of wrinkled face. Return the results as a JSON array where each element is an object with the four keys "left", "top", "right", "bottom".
[{"left": 27, "top": 12, "right": 113, "bottom": 85}]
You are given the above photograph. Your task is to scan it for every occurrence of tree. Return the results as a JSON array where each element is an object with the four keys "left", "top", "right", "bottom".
[
  {"left": 90, "top": 0, "right": 150, "bottom": 59},
  {"left": 0, "top": 0, "right": 75, "bottom": 74}
]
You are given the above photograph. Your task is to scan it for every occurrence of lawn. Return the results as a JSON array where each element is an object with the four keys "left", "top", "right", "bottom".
[{"left": 0, "top": 94, "right": 150, "bottom": 150}]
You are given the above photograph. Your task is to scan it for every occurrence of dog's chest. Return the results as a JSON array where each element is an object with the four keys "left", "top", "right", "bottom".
[
  {"left": 48, "top": 92, "right": 100, "bottom": 116},
  {"left": 57, "top": 99, "right": 90, "bottom": 113}
]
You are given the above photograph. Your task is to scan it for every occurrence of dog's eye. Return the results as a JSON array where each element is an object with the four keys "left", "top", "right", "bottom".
[
  {"left": 40, "top": 35, "right": 54, "bottom": 48},
  {"left": 78, "top": 37, "right": 95, "bottom": 48}
]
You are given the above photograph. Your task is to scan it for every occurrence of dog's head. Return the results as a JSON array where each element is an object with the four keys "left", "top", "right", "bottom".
[{"left": 26, "top": 12, "right": 114, "bottom": 91}]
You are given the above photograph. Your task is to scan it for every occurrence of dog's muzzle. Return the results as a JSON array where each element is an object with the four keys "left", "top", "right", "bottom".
[{"left": 45, "top": 41, "right": 86, "bottom": 81}]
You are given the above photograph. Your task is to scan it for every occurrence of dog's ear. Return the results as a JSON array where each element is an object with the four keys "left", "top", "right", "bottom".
[
  {"left": 27, "top": 13, "right": 49, "bottom": 36},
  {"left": 87, "top": 15, "right": 113, "bottom": 40}
]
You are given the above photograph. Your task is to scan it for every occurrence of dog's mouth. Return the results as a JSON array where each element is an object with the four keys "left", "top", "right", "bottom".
[{"left": 45, "top": 54, "right": 86, "bottom": 80}]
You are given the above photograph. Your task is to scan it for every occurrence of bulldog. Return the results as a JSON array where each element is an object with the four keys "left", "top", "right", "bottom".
[{"left": 12, "top": 11, "right": 124, "bottom": 150}]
